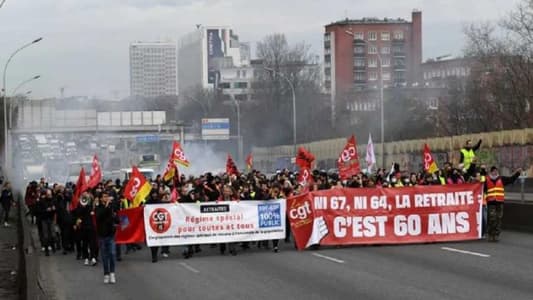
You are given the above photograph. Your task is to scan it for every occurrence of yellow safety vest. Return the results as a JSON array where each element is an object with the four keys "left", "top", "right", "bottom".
[
  {"left": 121, "top": 198, "right": 130, "bottom": 209},
  {"left": 460, "top": 148, "right": 475, "bottom": 171}
]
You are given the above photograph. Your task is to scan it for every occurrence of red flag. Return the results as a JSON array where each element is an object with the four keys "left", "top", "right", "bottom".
[
  {"left": 115, "top": 207, "right": 146, "bottom": 244},
  {"left": 296, "top": 147, "right": 315, "bottom": 169},
  {"left": 70, "top": 168, "right": 87, "bottom": 211},
  {"left": 162, "top": 155, "right": 177, "bottom": 182},
  {"left": 423, "top": 144, "right": 439, "bottom": 174},
  {"left": 337, "top": 135, "right": 361, "bottom": 180},
  {"left": 245, "top": 153, "right": 253, "bottom": 170},
  {"left": 226, "top": 154, "right": 239, "bottom": 176},
  {"left": 87, "top": 154, "right": 102, "bottom": 189},
  {"left": 123, "top": 166, "right": 151, "bottom": 207},
  {"left": 171, "top": 141, "right": 190, "bottom": 167}
]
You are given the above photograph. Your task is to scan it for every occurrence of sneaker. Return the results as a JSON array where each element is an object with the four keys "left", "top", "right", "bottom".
[
  {"left": 41, "top": 247, "right": 46, "bottom": 252},
  {"left": 47, "top": 246, "right": 52, "bottom": 251},
  {"left": 162, "top": 253, "right": 169, "bottom": 258},
  {"left": 84, "top": 259, "right": 89, "bottom": 266},
  {"left": 273, "top": 247, "right": 279, "bottom": 253},
  {"left": 4, "top": 222, "right": 10, "bottom": 227},
  {"left": 109, "top": 273, "right": 116, "bottom": 284},
  {"left": 104, "top": 275, "right": 110, "bottom": 284},
  {"left": 91, "top": 258, "right": 97, "bottom": 266}
]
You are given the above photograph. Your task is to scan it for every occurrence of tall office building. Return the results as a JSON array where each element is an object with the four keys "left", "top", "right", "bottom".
[{"left": 129, "top": 41, "right": 177, "bottom": 98}]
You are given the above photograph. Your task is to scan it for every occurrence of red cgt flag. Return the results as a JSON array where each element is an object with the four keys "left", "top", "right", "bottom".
[
  {"left": 226, "top": 154, "right": 239, "bottom": 176},
  {"left": 337, "top": 135, "right": 361, "bottom": 180},
  {"left": 296, "top": 147, "right": 315, "bottom": 170},
  {"left": 423, "top": 143, "right": 439, "bottom": 174},
  {"left": 70, "top": 167, "right": 88, "bottom": 211},
  {"left": 123, "top": 166, "right": 151, "bottom": 208},
  {"left": 245, "top": 153, "right": 253, "bottom": 170},
  {"left": 115, "top": 206, "right": 146, "bottom": 244},
  {"left": 87, "top": 154, "right": 102, "bottom": 189},
  {"left": 171, "top": 141, "right": 190, "bottom": 167}
]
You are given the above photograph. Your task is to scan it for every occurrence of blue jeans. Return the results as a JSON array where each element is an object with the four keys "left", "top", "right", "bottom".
[{"left": 99, "top": 236, "right": 116, "bottom": 275}]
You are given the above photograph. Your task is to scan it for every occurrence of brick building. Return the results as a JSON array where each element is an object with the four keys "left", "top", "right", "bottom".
[{"left": 324, "top": 10, "right": 422, "bottom": 97}]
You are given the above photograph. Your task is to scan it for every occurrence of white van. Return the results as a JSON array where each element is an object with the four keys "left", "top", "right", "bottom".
[{"left": 66, "top": 159, "right": 93, "bottom": 183}]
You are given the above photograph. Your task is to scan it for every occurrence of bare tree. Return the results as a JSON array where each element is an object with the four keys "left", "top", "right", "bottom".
[{"left": 462, "top": 0, "right": 533, "bottom": 131}]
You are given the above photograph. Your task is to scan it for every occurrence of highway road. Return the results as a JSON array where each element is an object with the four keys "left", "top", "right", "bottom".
[{"left": 38, "top": 231, "right": 533, "bottom": 300}]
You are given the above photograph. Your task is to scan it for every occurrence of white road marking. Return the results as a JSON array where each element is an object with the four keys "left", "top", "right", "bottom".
[
  {"left": 179, "top": 262, "right": 200, "bottom": 273},
  {"left": 441, "top": 247, "right": 490, "bottom": 258},
  {"left": 312, "top": 253, "right": 345, "bottom": 264}
]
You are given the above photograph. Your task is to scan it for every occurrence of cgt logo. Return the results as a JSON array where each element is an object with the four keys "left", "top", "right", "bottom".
[
  {"left": 149, "top": 208, "right": 171, "bottom": 234},
  {"left": 339, "top": 146, "right": 357, "bottom": 163},
  {"left": 289, "top": 201, "right": 312, "bottom": 220}
]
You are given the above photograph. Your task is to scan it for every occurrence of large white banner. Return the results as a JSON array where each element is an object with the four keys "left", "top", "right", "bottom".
[{"left": 144, "top": 200, "right": 286, "bottom": 247}]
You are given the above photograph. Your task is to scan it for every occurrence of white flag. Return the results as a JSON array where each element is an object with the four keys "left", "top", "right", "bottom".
[{"left": 366, "top": 133, "right": 376, "bottom": 173}]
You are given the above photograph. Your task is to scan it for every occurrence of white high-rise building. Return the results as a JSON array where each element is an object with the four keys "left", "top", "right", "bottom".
[
  {"left": 129, "top": 41, "right": 177, "bottom": 98},
  {"left": 178, "top": 26, "right": 245, "bottom": 94}
]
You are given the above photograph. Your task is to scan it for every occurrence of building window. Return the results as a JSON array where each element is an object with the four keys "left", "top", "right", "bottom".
[
  {"left": 325, "top": 55, "right": 331, "bottom": 63},
  {"left": 381, "top": 32, "right": 390, "bottom": 41},
  {"left": 354, "top": 46, "right": 365, "bottom": 54},
  {"left": 394, "top": 31, "right": 404, "bottom": 40},
  {"left": 353, "top": 58, "right": 365, "bottom": 67},
  {"left": 428, "top": 98, "right": 439, "bottom": 110},
  {"left": 382, "top": 71, "right": 391, "bottom": 81},
  {"left": 381, "top": 47, "right": 390, "bottom": 54},
  {"left": 354, "top": 32, "right": 364, "bottom": 40},
  {"left": 355, "top": 72, "right": 365, "bottom": 81},
  {"left": 368, "top": 45, "right": 377, "bottom": 54},
  {"left": 236, "top": 70, "right": 241, "bottom": 78},
  {"left": 242, "top": 70, "right": 247, "bottom": 78},
  {"left": 392, "top": 45, "right": 404, "bottom": 55},
  {"left": 368, "top": 32, "right": 377, "bottom": 41},
  {"left": 219, "top": 82, "right": 231, "bottom": 89},
  {"left": 324, "top": 33, "right": 331, "bottom": 41},
  {"left": 369, "top": 71, "right": 378, "bottom": 81},
  {"left": 382, "top": 57, "right": 391, "bottom": 67},
  {"left": 234, "top": 82, "right": 248, "bottom": 89},
  {"left": 368, "top": 58, "right": 378, "bottom": 67}
]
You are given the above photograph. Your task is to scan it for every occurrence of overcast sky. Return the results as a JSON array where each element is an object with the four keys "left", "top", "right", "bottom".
[{"left": 0, "top": 0, "right": 521, "bottom": 99}]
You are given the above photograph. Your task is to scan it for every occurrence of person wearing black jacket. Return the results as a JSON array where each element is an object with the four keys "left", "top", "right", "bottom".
[
  {"left": 1, "top": 182, "right": 14, "bottom": 227},
  {"left": 36, "top": 189, "right": 56, "bottom": 256},
  {"left": 72, "top": 194, "right": 98, "bottom": 265},
  {"left": 54, "top": 186, "right": 72, "bottom": 254},
  {"left": 95, "top": 191, "right": 118, "bottom": 284}
]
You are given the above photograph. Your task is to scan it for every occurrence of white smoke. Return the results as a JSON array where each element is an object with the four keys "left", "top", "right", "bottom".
[{"left": 179, "top": 143, "right": 226, "bottom": 176}]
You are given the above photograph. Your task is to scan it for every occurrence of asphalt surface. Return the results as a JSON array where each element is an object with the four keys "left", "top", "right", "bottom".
[
  {"left": 36, "top": 230, "right": 533, "bottom": 300},
  {"left": 0, "top": 208, "right": 19, "bottom": 300}
]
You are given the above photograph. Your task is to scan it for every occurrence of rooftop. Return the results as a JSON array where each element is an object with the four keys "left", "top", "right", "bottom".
[{"left": 326, "top": 17, "right": 410, "bottom": 27}]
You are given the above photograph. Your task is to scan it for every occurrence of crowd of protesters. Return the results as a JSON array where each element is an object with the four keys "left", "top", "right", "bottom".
[{"left": 18, "top": 138, "right": 523, "bottom": 284}]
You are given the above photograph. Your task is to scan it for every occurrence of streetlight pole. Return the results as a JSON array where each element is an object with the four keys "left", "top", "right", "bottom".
[
  {"left": 344, "top": 31, "right": 385, "bottom": 167},
  {"left": 10, "top": 75, "right": 40, "bottom": 129},
  {"left": 12, "top": 75, "right": 40, "bottom": 96},
  {"left": 2, "top": 37, "right": 43, "bottom": 170},
  {"left": 264, "top": 67, "right": 297, "bottom": 157},
  {"left": 231, "top": 97, "right": 243, "bottom": 167}
]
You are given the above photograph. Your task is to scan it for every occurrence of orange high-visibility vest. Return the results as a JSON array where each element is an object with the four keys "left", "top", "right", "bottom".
[{"left": 486, "top": 177, "right": 505, "bottom": 202}]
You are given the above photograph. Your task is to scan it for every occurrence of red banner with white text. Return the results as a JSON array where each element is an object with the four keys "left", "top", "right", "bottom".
[{"left": 287, "top": 184, "right": 483, "bottom": 250}]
